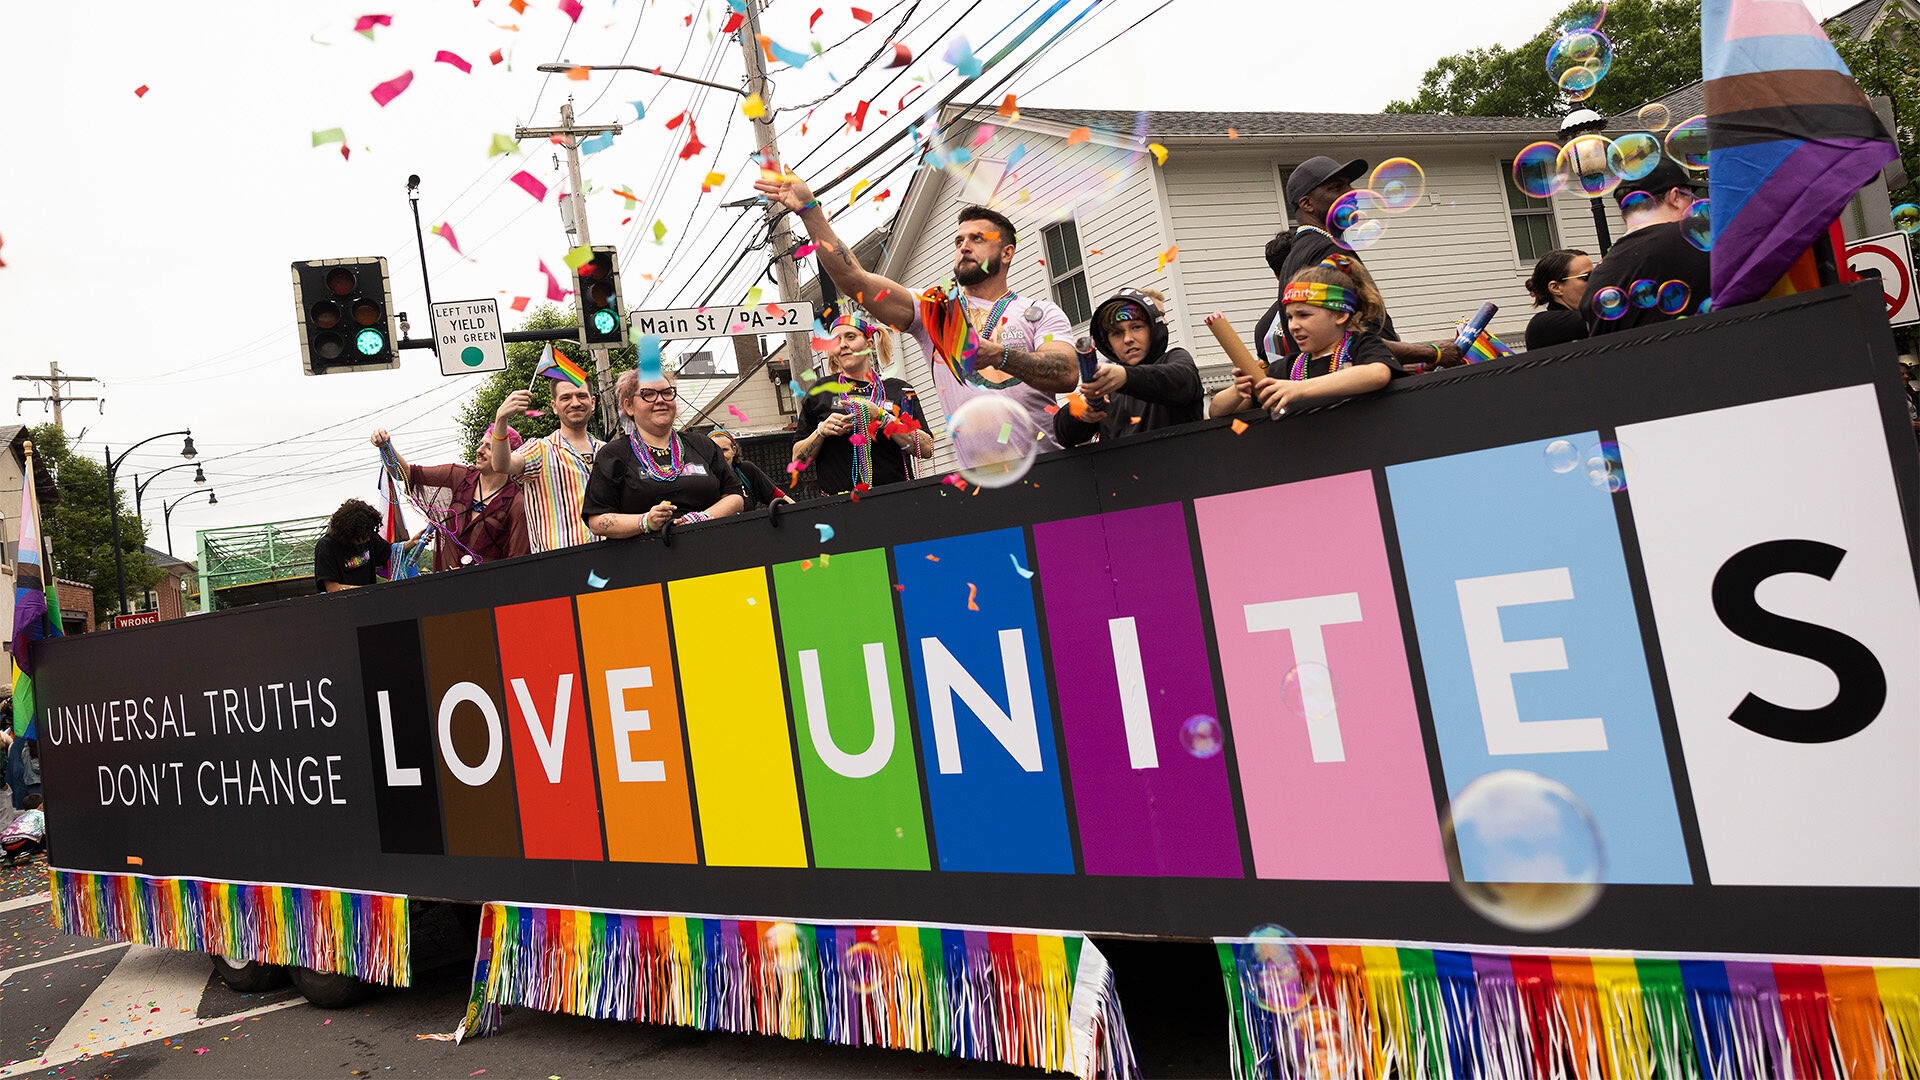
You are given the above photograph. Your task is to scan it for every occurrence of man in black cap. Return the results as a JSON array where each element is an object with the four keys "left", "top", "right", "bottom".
[
  {"left": 1581, "top": 158, "right": 1712, "bottom": 335},
  {"left": 1270, "top": 156, "right": 1462, "bottom": 368}
]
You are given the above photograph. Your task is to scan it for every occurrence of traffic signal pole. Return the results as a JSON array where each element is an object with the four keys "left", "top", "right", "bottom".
[
  {"left": 738, "top": 3, "right": 817, "bottom": 376},
  {"left": 516, "top": 101, "right": 623, "bottom": 434}
]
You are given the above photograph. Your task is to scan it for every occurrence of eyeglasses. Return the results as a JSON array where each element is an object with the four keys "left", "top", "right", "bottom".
[
  {"left": 1560, "top": 272, "right": 1591, "bottom": 282},
  {"left": 636, "top": 386, "right": 678, "bottom": 402}
]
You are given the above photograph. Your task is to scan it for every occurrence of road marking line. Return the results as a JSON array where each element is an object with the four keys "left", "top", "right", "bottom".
[
  {"left": 0, "top": 941, "right": 128, "bottom": 981},
  {"left": 0, "top": 891, "right": 49, "bottom": 914}
]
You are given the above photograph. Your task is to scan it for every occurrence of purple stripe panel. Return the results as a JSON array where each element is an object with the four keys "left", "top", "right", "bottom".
[
  {"left": 1724, "top": 961, "right": 1788, "bottom": 1067},
  {"left": 1032, "top": 503, "right": 1245, "bottom": 878},
  {"left": 1711, "top": 135, "right": 1896, "bottom": 305}
]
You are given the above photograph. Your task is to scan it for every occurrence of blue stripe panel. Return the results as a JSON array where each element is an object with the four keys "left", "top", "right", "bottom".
[
  {"left": 1702, "top": 0, "right": 1850, "bottom": 80},
  {"left": 895, "top": 528, "right": 1074, "bottom": 874},
  {"left": 1385, "top": 437, "right": 1693, "bottom": 884}
]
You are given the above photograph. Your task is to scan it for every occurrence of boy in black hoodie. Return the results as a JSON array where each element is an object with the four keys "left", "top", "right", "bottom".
[{"left": 1054, "top": 288, "right": 1204, "bottom": 447}]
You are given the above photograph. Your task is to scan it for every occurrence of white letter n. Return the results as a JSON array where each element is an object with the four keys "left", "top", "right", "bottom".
[{"left": 920, "top": 631, "right": 1042, "bottom": 774}]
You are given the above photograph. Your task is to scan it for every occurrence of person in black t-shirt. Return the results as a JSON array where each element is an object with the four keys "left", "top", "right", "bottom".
[
  {"left": 312, "top": 499, "right": 393, "bottom": 592},
  {"left": 708, "top": 429, "right": 792, "bottom": 511},
  {"left": 1055, "top": 288, "right": 1203, "bottom": 447},
  {"left": 792, "top": 313, "right": 931, "bottom": 495},
  {"left": 582, "top": 371, "right": 745, "bottom": 538},
  {"left": 1582, "top": 159, "right": 1711, "bottom": 335},
  {"left": 1214, "top": 258, "right": 1405, "bottom": 420},
  {"left": 1271, "top": 156, "right": 1462, "bottom": 370},
  {"left": 1524, "top": 248, "right": 1594, "bottom": 350},
  {"left": 1253, "top": 233, "right": 1291, "bottom": 365}
]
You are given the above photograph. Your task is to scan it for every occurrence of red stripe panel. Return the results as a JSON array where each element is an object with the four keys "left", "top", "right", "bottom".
[{"left": 496, "top": 597, "right": 604, "bottom": 861}]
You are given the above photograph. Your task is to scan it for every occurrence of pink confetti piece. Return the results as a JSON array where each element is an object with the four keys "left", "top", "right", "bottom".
[
  {"left": 432, "top": 222, "right": 462, "bottom": 255},
  {"left": 370, "top": 70, "right": 414, "bottom": 107},
  {"left": 435, "top": 50, "right": 472, "bottom": 74},
  {"left": 557, "top": 0, "right": 582, "bottom": 21},
  {"left": 852, "top": 7, "right": 873, "bottom": 22},
  {"left": 490, "top": 47, "right": 505, "bottom": 65},
  {"left": 133, "top": 84, "right": 150, "bottom": 97},
  {"left": 538, "top": 259, "right": 570, "bottom": 302},
  {"left": 524, "top": 409, "right": 545, "bottom": 417},
  {"left": 509, "top": 170, "right": 548, "bottom": 201},
  {"left": 353, "top": 13, "right": 393, "bottom": 32},
  {"left": 793, "top": 243, "right": 817, "bottom": 258},
  {"left": 883, "top": 41, "right": 912, "bottom": 68}
]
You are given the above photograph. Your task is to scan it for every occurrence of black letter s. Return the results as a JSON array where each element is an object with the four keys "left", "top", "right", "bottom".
[{"left": 1710, "top": 539, "right": 1886, "bottom": 743}]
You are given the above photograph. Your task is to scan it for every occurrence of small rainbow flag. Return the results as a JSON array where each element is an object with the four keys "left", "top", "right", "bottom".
[
  {"left": 1464, "top": 329, "right": 1515, "bottom": 363},
  {"left": 916, "top": 283, "right": 978, "bottom": 383},
  {"left": 534, "top": 344, "right": 589, "bottom": 387}
]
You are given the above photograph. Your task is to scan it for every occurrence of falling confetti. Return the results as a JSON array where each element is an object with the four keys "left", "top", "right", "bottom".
[
  {"left": 742, "top": 93, "right": 766, "bottom": 118},
  {"left": 558, "top": 0, "right": 583, "bottom": 22},
  {"left": 311, "top": 127, "right": 346, "bottom": 147},
  {"left": 538, "top": 259, "right": 570, "bottom": 301},
  {"left": 432, "top": 222, "right": 463, "bottom": 255},
  {"left": 816, "top": 523, "right": 835, "bottom": 542},
  {"left": 369, "top": 70, "right": 414, "bottom": 106},
  {"left": 942, "top": 36, "right": 982, "bottom": 76},
  {"left": 1065, "top": 126, "right": 1091, "bottom": 145},
  {"left": 636, "top": 333, "right": 664, "bottom": 379},
  {"left": 510, "top": 296, "right": 530, "bottom": 311},
  {"left": 997, "top": 94, "right": 1019, "bottom": 120},
  {"left": 883, "top": 41, "right": 913, "bottom": 67},
  {"left": 702, "top": 170, "right": 726, "bottom": 191},
  {"left": 510, "top": 170, "right": 549, "bottom": 201},
  {"left": 563, "top": 245, "right": 594, "bottom": 271},
  {"left": 489, "top": 132, "right": 521, "bottom": 156},
  {"left": 966, "top": 583, "right": 980, "bottom": 610},
  {"left": 435, "top": 50, "right": 472, "bottom": 73},
  {"left": 1231, "top": 419, "right": 1249, "bottom": 434},
  {"left": 566, "top": 65, "right": 591, "bottom": 80},
  {"left": 1010, "top": 554, "right": 1033, "bottom": 579},
  {"left": 354, "top": 13, "right": 393, "bottom": 35},
  {"left": 1148, "top": 142, "right": 1168, "bottom": 165},
  {"left": 134, "top": 84, "right": 150, "bottom": 97},
  {"left": 794, "top": 243, "right": 817, "bottom": 258},
  {"left": 652, "top": 219, "right": 668, "bottom": 244},
  {"left": 1157, "top": 244, "right": 1180, "bottom": 272},
  {"left": 580, "top": 130, "right": 614, "bottom": 155},
  {"left": 756, "top": 34, "right": 813, "bottom": 68},
  {"left": 587, "top": 571, "right": 609, "bottom": 588},
  {"left": 727, "top": 404, "right": 751, "bottom": 423},
  {"left": 490, "top": 47, "right": 505, "bottom": 64},
  {"left": 852, "top": 7, "right": 873, "bottom": 22}
]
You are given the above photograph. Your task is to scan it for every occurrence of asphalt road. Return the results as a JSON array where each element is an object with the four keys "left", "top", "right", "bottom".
[{"left": 0, "top": 855, "right": 1226, "bottom": 1078}]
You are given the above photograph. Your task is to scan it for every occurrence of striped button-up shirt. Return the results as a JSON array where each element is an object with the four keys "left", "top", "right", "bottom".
[{"left": 519, "top": 430, "right": 602, "bottom": 552}]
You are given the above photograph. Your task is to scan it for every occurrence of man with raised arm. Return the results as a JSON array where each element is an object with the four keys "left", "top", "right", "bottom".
[
  {"left": 753, "top": 171, "right": 1078, "bottom": 451},
  {"left": 489, "top": 379, "right": 602, "bottom": 553}
]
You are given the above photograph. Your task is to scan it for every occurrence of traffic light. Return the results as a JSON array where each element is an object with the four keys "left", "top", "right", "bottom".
[
  {"left": 574, "top": 246, "right": 625, "bottom": 346},
  {"left": 292, "top": 257, "right": 400, "bottom": 375}
]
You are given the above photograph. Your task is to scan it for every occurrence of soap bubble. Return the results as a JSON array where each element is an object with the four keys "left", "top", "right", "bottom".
[
  {"left": 1556, "top": 2, "right": 1607, "bottom": 34},
  {"left": 1637, "top": 102, "right": 1672, "bottom": 131},
  {"left": 1584, "top": 440, "right": 1631, "bottom": 492},
  {"left": 1241, "top": 925, "right": 1319, "bottom": 1013},
  {"left": 1328, "top": 189, "right": 1388, "bottom": 251},
  {"left": 1370, "top": 158, "right": 1427, "bottom": 212},
  {"left": 1544, "top": 439, "right": 1580, "bottom": 473},
  {"left": 1665, "top": 115, "right": 1710, "bottom": 170},
  {"left": 1280, "top": 663, "right": 1337, "bottom": 722},
  {"left": 1681, "top": 199, "right": 1713, "bottom": 250},
  {"left": 1441, "top": 769, "right": 1605, "bottom": 933},
  {"left": 1591, "top": 286, "right": 1628, "bottom": 320},
  {"left": 1621, "top": 191, "right": 1655, "bottom": 219},
  {"left": 1512, "top": 142, "right": 1566, "bottom": 199},
  {"left": 1180, "top": 715, "right": 1224, "bottom": 758},
  {"left": 1548, "top": 30, "right": 1613, "bottom": 100},
  {"left": 1696, "top": 296, "right": 1714, "bottom": 314},
  {"left": 1656, "top": 279, "right": 1691, "bottom": 314},
  {"left": 1559, "top": 135, "right": 1619, "bottom": 198},
  {"left": 1893, "top": 203, "right": 1919, "bottom": 235},
  {"left": 1629, "top": 279, "right": 1659, "bottom": 309},
  {"left": 845, "top": 940, "right": 885, "bottom": 994},
  {"left": 937, "top": 111, "right": 1153, "bottom": 226},
  {"left": 764, "top": 922, "right": 805, "bottom": 975},
  {"left": 949, "top": 395, "right": 1039, "bottom": 488},
  {"left": 1607, "top": 133, "right": 1661, "bottom": 181}
]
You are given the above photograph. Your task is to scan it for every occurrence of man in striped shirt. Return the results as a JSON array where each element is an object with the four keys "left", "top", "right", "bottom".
[{"left": 489, "top": 382, "right": 602, "bottom": 552}]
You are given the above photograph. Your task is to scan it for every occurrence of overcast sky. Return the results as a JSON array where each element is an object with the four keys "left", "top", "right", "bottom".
[{"left": 0, "top": 0, "right": 1770, "bottom": 545}]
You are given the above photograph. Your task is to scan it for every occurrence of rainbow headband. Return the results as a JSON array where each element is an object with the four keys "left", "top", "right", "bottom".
[
  {"left": 1282, "top": 281, "right": 1358, "bottom": 313},
  {"left": 830, "top": 313, "right": 878, "bottom": 339}
]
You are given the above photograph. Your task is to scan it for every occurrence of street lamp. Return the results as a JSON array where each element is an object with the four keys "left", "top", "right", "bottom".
[
  {"left": 134, "top": 461, "right": 206, "bottom": 519},
  {"left": 162, "top": 489, "right": 216, "bottom": 558},
  {"left": 105, "top": 431, "right": 195, "bottom": 615},
  {"left": 1560, "top": 108, "right": 1613, "bottom": 255}
]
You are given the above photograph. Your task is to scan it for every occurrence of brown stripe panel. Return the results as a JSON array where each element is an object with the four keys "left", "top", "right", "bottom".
[{"left": 422, "top": 608, "right": 525, "bottom": 858}]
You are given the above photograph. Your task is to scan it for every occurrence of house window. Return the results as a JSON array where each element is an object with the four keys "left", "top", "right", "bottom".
[
  {"left": 1042, "top": 220, "right": 1094, "bottom": 327},
  {"left": 1502, "top": 160, "right": 1559, "bottom": 263}
]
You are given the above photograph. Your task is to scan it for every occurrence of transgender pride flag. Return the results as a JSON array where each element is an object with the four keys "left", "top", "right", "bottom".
[
  {"left": 11, "top": 443, "right": 62, "bottom": 736},
  {"left": 1702, "top": 0, "right": 1897, "bottom": 306}
]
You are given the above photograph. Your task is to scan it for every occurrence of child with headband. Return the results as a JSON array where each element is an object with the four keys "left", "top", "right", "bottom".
[{"left": 1210, "top": 255, "right": 1403, "bottom": 420}]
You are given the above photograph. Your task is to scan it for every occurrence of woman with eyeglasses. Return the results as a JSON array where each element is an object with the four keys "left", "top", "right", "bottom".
[
  {"left": 1524, "top": 249, "right": 1594, "bottom": 351},
  {"left": 582, "top": 371, "right": 744, "bottom": 539}
]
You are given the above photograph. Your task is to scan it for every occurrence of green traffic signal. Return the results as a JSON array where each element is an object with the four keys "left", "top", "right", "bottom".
[
  {"left": 593, "top": 308, "right": 618, "bottom": 334},
  {"left": 355, "top": 328, "right": 386, "bottom": 356}
]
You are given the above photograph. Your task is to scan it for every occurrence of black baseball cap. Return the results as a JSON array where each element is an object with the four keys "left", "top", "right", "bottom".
[
  {"left": 1285, "top": 156, "right": 1368, "bottom": 209},
  {"left": 1614, "top": 158, "right": 1708, "bottom": 204}
]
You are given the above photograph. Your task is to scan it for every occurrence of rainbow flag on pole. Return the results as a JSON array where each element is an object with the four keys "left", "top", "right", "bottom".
[
  {"left": 11, "top": 442, "right": 63, "bottom": 736},
  {"left": 533, "top": 344, "right": 590, "bottom": 388},
  {"left": 1702, "top": 0, "right": 1897, "bottom": 306}
]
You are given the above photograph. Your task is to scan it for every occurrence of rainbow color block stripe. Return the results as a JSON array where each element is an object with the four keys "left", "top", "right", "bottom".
[
  {"left": 1216, "top": 937, "right": 1920, "bottom": 1080},
  {"left": 535, "top": 344, "right": 590, "bottom": 387},
  {"left": 1463, "top": 329, "right": 1514, "bottom": 363}
]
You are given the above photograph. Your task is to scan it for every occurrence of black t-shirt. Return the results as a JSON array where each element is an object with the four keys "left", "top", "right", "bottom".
[
  {"left": 731, "top": 459, "right": 785, "bottom": 510},
  {"left": 581, "top": 432, "right": 744, "bottom": 522},
  {"left": 1582, "top": 221, "right": 1712, "bottom": 335},
  {"left": 1263, "top": 331, "right": 1406, "bottom": 381},
  {"left": 795, "top": 376, "right": 928, "bottom": 495},
  {"left": 1254, "top": 296, "right": 1285, "bottom": 363},
  {"left": 313, "top": 534, "right": 392, "bottom": 591},
  {"left": 1526, "top": 305, "right": 1589, "bottom": 351},
  {"left": 1275, "top": 226, "right": 1400, "bottom": 361}
]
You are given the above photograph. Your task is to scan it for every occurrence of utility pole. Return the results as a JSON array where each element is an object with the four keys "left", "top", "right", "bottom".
[
  {"left": 14, "top": 361, "right": 102, "bottom": 428},
  {"left": 517, "top": 100, "right": 623, "bottom": 433},
  {"left": 738, "top": 2, "right": 819, "bottom": 379}
]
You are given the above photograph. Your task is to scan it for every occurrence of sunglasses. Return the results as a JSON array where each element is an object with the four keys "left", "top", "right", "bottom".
[
  {"left": 636, "top": 386, "right": 678, "bottom": 402},
  {"left": 1561, "top": 272, "right": 1591, "bottom": 282}
]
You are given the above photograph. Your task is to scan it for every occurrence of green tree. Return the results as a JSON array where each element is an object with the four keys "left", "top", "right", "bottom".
[
  {"left": 452, "top": 305, "right": 637, "bottom": 449},
  {"left": 1386, "top": 0, "right": 1702, "bottom": 118},
  {"left": 1831, "top": 11, "right": 1919, "bottom": 208},
  {"left": 28, "top": 424, "right": 162, "bottom": 625}
]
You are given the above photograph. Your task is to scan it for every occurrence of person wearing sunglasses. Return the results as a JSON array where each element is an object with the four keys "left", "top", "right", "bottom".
[
  {"left": 582, "top": 371, "right": 744, "bottom": 539},
  {"left": 1524, "top": 249, "right": 1595, "bottom": 351}
]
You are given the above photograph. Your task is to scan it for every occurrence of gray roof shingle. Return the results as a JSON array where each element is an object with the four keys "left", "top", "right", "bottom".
[{"left": 1013, "top": 107, "right": 1560, "bottom": 138}]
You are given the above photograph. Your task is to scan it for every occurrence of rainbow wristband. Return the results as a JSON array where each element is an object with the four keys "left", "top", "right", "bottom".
[{"left": 798, "top": 199, "right": 821, "bottom": 215}]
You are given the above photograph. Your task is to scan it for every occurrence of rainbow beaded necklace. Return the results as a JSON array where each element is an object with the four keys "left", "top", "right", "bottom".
[
  {"left": 839, "top": 375, "right": 888, "bottom": 491},
  {"left": 629, "top": 431, "right": 685, "bottom": 481},
  {"left": 1290, "top": 331, "right": 1356, "bottom": 382}
]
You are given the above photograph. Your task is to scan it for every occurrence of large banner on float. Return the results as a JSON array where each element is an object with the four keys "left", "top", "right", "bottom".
[{"left": 33, "top": 284, "right": 1920, "bottom": 959}]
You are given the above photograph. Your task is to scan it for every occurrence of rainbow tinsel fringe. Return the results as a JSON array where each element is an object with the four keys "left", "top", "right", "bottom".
[
  {"left": 456, "top": 901, "right": 1137, "bottom": 1079},
  {"left": 1216, "top": 937, "right": 1920, "bottom": 1080},
  {"left": 49, "top": 869, "right": 409, "bottom": 986}
]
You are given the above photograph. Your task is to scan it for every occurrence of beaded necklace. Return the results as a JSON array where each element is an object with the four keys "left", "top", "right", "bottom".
[
  {"left": 629, "top": 431, "right": 685, "bottom": 481},
  {"left": 964, "top": 290, "right": 1020, "bottom": 342},
  {"left": 839, "top": 374, "right": 888, "bottom": 492},
  {"left": 1290, "top": 331, "right": 1356, "bottom": 382}
]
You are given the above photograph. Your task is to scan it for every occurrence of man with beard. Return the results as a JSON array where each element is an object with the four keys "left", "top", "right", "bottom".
[
  {"left": 489, "top": 377, "right": 603, "bottom": 552},
  {"left": 1272, "top": 157, "right": 1462, "bottom": 369},
  {"left": 753, "top": 171, "right": 1077, "bottom": 450}
]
